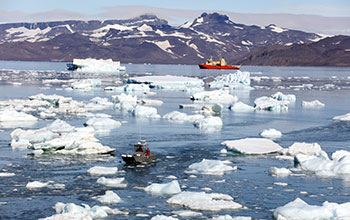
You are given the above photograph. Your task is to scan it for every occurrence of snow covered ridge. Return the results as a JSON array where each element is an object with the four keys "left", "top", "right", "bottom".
[
  {"left": 274, "top": 198, "right": 350, "bottom": 220},
  {"left": 72, "top": 58, "right": 126, "bottom": 72}
]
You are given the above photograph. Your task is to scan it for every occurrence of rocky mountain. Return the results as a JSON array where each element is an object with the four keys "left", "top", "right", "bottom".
[
  {"left": 234, "top": 35, "right": 350, "bottom": 66},
  {"left": 0, "top": 13, "right": 323, "bottom": 64}
]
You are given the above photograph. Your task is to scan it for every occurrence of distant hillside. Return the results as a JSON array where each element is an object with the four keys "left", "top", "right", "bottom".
[
  {"left": 0, "top": 13, "right": 322, "bottom": 64},
  {"left": 234, "top": 35, "right": 350, "bottom": 66}
]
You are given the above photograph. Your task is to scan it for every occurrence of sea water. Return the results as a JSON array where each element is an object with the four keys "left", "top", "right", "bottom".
[{"left": 0, "top": 61, "right": 350, "bottom": 219}]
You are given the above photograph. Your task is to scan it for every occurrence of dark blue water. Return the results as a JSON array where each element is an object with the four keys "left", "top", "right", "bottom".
[{"left": 0, "top": 62, "right": 350, "bottom": 219}]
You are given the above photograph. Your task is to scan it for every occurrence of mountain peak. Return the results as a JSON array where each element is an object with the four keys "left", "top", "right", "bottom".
[{"left": 200, "top": 12, "right": 229, "bottom": 23}]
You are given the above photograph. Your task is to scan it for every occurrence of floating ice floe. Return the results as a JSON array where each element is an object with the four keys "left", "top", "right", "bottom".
[
  {"left": 167, "top": 191, "right": 242, "bottom": 211},
  {"left": 84, "top": 117, "right": 121, "bottom": 132},
  {"left": 260, "top": 128, "right": 282, "bottom": 139},
  {"left": 222, "top": 138, "right": 282, "bottom": 155},
  {"left": 124, "top": 84, "right": 151, "bottom": 93},
  {"left": 172, "top": 210, "right": 202, "bottom": 217},
  {"left": 26, "top": 181, "right": 50, "bottom": 189},
  {"left": 294, "top": 152, "right": 350, "bottom": 178},
  {"left": 280, "top": 142, "right": 324, "bottom": 157},
  {"left": 332, "top": 150, "right": 350, "bottom": 161},
  {"left": 229, "top": 102, "right": 254, "bottom": 112},
  {"left": 132, "top": 105, "right": 161, "bottom": 119},
  {"left": 163, "top": 111, "right": 204, "bottom": 123},
  {"left": 70, "top": 79, "right": 102, "bottom": 90},
  {"left": 197, "top": 104, "right": 223, "bottom": 116},
  {"left": 40, "top": 202, "right": 128, "bottom": 220},
  {"left": 0, "top": 109, "right": 38, "bottom": 122},
  {"left": 144, "top": 180, "right": 181, "bottom": 195},
  {"left": 0, "top": 172, "right": 15, "bottom": 177},
  {"left": 137, "top": 99, "right": 163, "bottom": 106},
  {"left": 187, "top": 159, "right": 237, "bottom": 175},
  {"left": 268, "top": 167, "right": 291, "bottom": 177},
  {"left": 128, "top": 75, "right": 204, "bottom": 91},
  {"left": 273, "top": 198, "right": 350, "bottom": 220},
  {"left": 92, "top": 190, "right": 121, "bottom": 204},
  {"left": 333, "top": 112, "right": 350, "bottom": 122},
  {"left": 254, "top": 96, "right": 289, "bottom": 112},
  {"left": 302, "top": 100, "right": 325, "bottom": 108},
  {"left": 72, "top": 58, "right": 126, "bottom": 72},
  {"left": 191, "top": 89, "right": 238, "bottom": 104},
  {"left": 193, "top": 116, "right": 223, "bottom": 132},
  {"left": 271, "top": 92, "right": 296, "bottom": 102},
  {"left": 97, "top": 177, "right": 127, "bottom": 188},
  {"left": 112, "top": 93, "right": 137, "bottom": 104},
  {"left": 211, "top": 215, "right": 251, "bottom": 220},
  {"left": 150, "top": 215, "right": 179, "bottom": 220},
  {"left": 85, "top": 97, "right": 114, "bottom": 111},
  {"left": 209, "top": 71, "right": 252, "bottom": 89},
  {"left": 11, "top": 119, "right": 115, "bottom": 155},
  {"left": 87, "top": 166, "right": 118, "bottom": 175}
]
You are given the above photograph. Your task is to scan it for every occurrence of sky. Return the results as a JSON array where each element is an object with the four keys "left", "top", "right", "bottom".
[{"left": 1, "top": 0, "right": 349, "bottom": 19}]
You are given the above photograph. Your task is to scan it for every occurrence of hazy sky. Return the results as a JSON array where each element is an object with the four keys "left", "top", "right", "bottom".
[{"left": 1, "top": 0, "right": 349, "bottom": 17}]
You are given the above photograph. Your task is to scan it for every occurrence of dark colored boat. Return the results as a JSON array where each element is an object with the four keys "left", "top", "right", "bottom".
[
  {"left": 121, "top": 140, "right": 157, "bottom": 165},
  {"left": 198, "top": 64, "right": 240, "bottom": 70},
  {"left": 66, "top": 63, "right": 79, "bottom": 71}
]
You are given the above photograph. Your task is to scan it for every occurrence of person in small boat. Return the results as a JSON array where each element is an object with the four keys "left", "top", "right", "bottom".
[
  {"left": 146, "top": 148, "right": 150, "bottom": 157},
  {"left": 220, "top": 57, "right": 227, "bottom": 66},
  {"left": 136, "top": 144, "right": 144, "bottom": 153},
  {"left": 206, "top": 56, "right": 213, "bottom": 65}
]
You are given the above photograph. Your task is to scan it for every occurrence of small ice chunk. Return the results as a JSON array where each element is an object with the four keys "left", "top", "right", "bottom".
[
  {"left": 269, "top": 167, "right": 291, "bottom": 177},
  {"left": 150, "top": 215, "right": 179, "bottom": 220},
  {"left": 85, "top": 117, "right": 121, "bottom": 131},
  {"left": 132, "top": 105, "right": 161, "bottom": 119},
  {"left": 137, "top": 99, "right": 163, "bottom": 106},
  {"left": 144, "top": 180, "right": 181, "bottom": 195},
  {"left": 271, "top": 92, "right": 296, "bottom": 102},
  {"left": 173, "top": 210, "right": 202, "bottom": 217},
  {"left": 193, "top": 116, "right": 223, "bottom": 132},
  {"left": 191, "top": 89, "right": 238, "bottom": 104},
  {"left": 211, "top": 215, "right": 251, "bottom": 220},
  {"left": 220, "top": 148, "right": 228, "bottom": 154},
  {"left": 92, "top": 190, "right": 121, "bottom": 204},
  {"left": 187, "top": 159, "right": 237, "bottom": 175},
  {"left": 274, "top": 198, "right": 350, "bottom": 219},
  {"left": 222, "top": 138, "right": 282, "bottom": 154},
  {"left": 209, "top": 71, "right": 251, "bottom": 89},
  {"left": 97, "top": 177, "right": 127, "bottom": 188},
  {"left": 280, "top": 142, "right": 323, "bottom": 156},
  {"left": 260, "top": 128, "right": 282, "bottom": 139},
  {"left": 254, "top": 96, "right": 289, "bottom": 112},
  {"left": 167, "top": 191, "right": 242, "bottom": 211},
  {"left": 229, "top": 102, "right": 254, "bottom": 112},
  {"left": 0, "top": 109, "right": 38, "bottom": 122},
  {"left": 333, "top": 112, "right": 350, "bottom": 121},
  {"left": 87, "top": 166, "right": 118, "bottom": 175},
  {"left": 302, "top": 100, "right": 325, "bottom": 108},
  {"left": 26, "top": 181, "right": 50, "bottom": 189},
  {"left": 163, "top": 111, "right": 204, "bottom": 123},
  {"left": 332, "top": 150, "right": 350, "bottom": 161},
  {"left": 0, "top": 172, "right": 15, "bottom": 177}
]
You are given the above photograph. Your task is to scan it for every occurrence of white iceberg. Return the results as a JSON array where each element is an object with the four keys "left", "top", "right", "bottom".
[
  {"left": 128, "top": 75, "right": 204, "bottom": 91},
  {"left": 268, "top": 167, "right": 291, "bottom": 177},
  {"left": 87, "top": 166, "right": 118, "bottom": 175},
  {"left": 332, "top": 150, "right": 350, "bottom": 161},
  {"left": 92, "top": 190, "right": 121, "bottom": 204},
  {"left": 187, "top": 159, "right": 237, "bottom": 175},
  {"left": 84, "top": 117, "right": 121, "bottom": 131},
  {"left": 26, "top": 181, "right": 50, "bottom": 189},
  {"left": 137, "top": 99, "right": 163, "bottom": 106},
  {"left": 112, "top": 93, "right": 137, "bottom": 104},
  {"left": 209, "top": 71, "right": 251, "bottom": 89},
  {"left": 72, "top": 58, "right": 126, "bottom": 72},
  {"left": 167, "top": 191, "right": 242, "bottom": 211},
  {"left": 254, "top": 96, "right": 289, "bottom": 112},
  {"left": 144, "top": 180, "right": 181, "bottom": 195},
  {"left": 40, "top": 202, "right": 127, "bottom": 220},
  {"left": 274, "top": 198, "right": 350, "bottom": 220},
  {"left": 229, "top": 102, "right": 254, "bottom": 112},
  {"left": 0, "top": 172, "right": 15, "bottom": 177},
  {"left": 191, "top": 89, "right": 238, "bottom": 104},
  {"left": 85, "top": 97, "right": 114, "bottom": 111},
  {"left": 333, "top": 113, "right": 350, "bottom": 122},
  {"left": 124, "top": 84, "right": 150, "bottom": 93},
  {"left": 280, "top": 142, "right": 324, "bottom": 157},
  {"left": 212, "top": 215, "right": 251, "bottom": 220},
  {"left": 260, "top": 128, "right": 282, "bottom": 139},
  {"left": 97, "top": 177, "right": 127, "bottom": 188},
  {"left": 163, "top": 111, "right": 204, "bottom": 123},
  {"left": 193, "top": 116, "right": 223, "bottom": 132},
  {"left": 302, "top": 100, "right": 325, "bottom": 108},
  {"left": 132, "top": 105, "right": 161, "bottom": 119},
  {"left": 222, "top": 138, "right": 282, "bottom": 154},
  {"left": 271, "top": 92, "right": 296, "bottom": 102},
  {"left": 172, "top": 210, "right": 202, "bottom": 217}
]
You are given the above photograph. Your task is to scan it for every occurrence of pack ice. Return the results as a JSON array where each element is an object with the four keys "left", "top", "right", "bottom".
[{"left": 222, "top": 138, "right": 282, "bottom": 154}]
